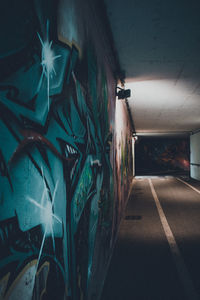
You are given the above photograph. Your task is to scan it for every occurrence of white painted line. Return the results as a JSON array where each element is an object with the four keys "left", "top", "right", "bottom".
[
  {"left": 148, "top": 178, "right": 198, "bottom": 300},
  {"left": 176, "top": 177, "right": 200, "bottom": 195}
]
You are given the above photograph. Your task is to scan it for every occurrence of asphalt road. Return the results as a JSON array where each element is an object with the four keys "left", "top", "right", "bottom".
[{"left": 101, "top": 176, "right": 200, "bottom": 300}]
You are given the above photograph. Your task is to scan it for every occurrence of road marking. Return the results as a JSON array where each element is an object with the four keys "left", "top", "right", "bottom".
[
  {"left": 176, "top": 177, "right": 200, "bottom": 195},
  {"left": 148, "top": 178, "right": 198, "bottom": 300}
]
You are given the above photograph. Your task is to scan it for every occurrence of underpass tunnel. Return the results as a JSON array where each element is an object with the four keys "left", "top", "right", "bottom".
[
  {"left": 102, "top": 0, "right": 200, "bottom": 299},
  {"left": 134, "top": 135, "right": 190, "bottom": 176},
  {"left": 1, "top": 0, "right": 200, "bottom": 300},
  {"left": 132, "top": 132, "right": 200, "bottom": 180}
]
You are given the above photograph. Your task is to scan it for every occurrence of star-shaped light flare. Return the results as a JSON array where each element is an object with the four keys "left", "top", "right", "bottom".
[
  {"left": 27, "top": 168, "right": 61, "bottom": 269},
  {"left": 37, "top": 20, "right": 61, "bottom": 110}
]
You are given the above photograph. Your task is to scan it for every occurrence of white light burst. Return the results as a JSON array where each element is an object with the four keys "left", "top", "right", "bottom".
[
  {"left": 27, "top": 168, "right": 61, "bottom": 270},
  {"left": 37, "top": 20, "right": 61, "bottom": 110}
]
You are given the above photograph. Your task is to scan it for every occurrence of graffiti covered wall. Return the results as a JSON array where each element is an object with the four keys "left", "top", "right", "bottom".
[
  {"left": 0, "top": 1, "right": 133, "bottom": 299},
  {"left": 135, "top": 137, "right": 190, "bottom": 175}
]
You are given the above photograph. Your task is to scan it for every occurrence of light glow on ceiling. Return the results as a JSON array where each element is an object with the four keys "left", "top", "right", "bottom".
[
  {"left": 126, "top": 79, "right": 194, "bottom": 109},
  {"left": 125, "top": 79, "right": 200, "bottom": 133}
]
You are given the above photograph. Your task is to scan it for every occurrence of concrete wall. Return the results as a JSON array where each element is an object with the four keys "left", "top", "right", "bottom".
[
  {"left": 132, "top": 138, "right": 136, "bottom": 176},
  {"left": 190, "top": 132, "right": 200, "bottom": 180},
  {"left": 0, "top": 1, "right": 133, "bottom": 299}
]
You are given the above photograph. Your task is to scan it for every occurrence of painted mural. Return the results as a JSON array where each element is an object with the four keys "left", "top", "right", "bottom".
[
  {"left": 113, "top": 100, "right": 133, "bottom": 234},
  {"left": 135, "top": 137, "right": 190, "bottom": 175},
  {"left": 0, "top": 1, "right": 133, "bottom": 299}
]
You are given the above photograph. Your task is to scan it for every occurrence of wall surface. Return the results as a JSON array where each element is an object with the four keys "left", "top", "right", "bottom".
[
  {"left": 132, "top": 138, "right": 136, "bottom": 177},
  {"left": 135, "top": 137, "right": 190, "bottom": 175},
  {"left": 190, "top": 132, "right": 200, "bottom": 180},
  {"left": 0, "top": 1, "right": 132, "bottom": 299}
]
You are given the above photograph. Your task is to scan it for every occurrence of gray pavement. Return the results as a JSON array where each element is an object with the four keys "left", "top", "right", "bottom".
[{"left": 101, "top": 176, "right": 200, "bottom": 300}]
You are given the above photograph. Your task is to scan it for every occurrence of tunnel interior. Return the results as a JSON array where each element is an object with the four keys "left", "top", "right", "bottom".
[
  {"left": 135, "top": 136, "right": 190, "bottom": 176},
  {"left": 1, "top": 0, "right": 200, "bottom": 299}
]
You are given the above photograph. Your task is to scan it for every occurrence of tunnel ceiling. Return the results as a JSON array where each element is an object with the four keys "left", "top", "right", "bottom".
[{"left": 104, "top": 0, "right": 200, "bottom": 135}]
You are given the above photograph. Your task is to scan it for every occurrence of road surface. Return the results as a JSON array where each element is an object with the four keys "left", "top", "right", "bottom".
[{"left": 101, "top": 176, "right": 200, "bottom": 300}]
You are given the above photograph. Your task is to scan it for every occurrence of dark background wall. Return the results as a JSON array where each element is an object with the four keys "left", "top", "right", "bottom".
[
  {"left": 0, "top": 1, "right": 132, "bottom": 299},
  {"left": 135, "top": 137, "right": 190, "bottom": 175}
]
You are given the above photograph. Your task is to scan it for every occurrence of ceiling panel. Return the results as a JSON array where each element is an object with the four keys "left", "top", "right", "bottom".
[{"left": 104, "top": 0, "right": 200, "bottom": 134}]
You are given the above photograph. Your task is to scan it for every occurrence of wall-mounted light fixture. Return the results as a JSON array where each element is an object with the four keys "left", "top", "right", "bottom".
[
  {"left": 116, "top": 86, "right": 131, "bottom": 99},
  {"left": 132, "top": 132, "right": 138, "bottom": 142}
]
